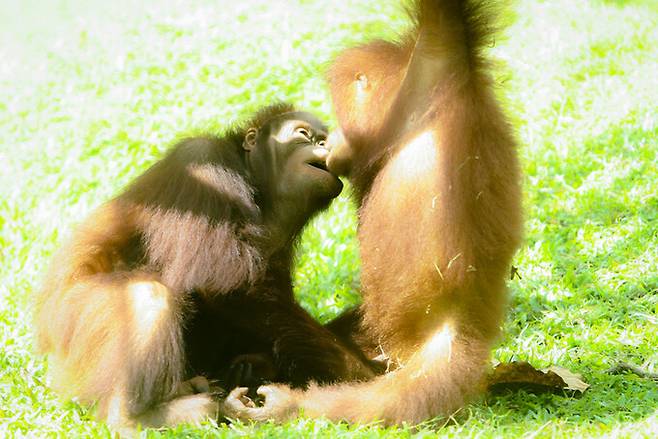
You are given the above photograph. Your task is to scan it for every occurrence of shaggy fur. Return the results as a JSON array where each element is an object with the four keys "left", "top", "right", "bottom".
[
  {"left": 224, "top": 0, "right": 522, "bottom": 424},
  {"left": 35, "top": 104, "right": 375, "bottom": 429}
]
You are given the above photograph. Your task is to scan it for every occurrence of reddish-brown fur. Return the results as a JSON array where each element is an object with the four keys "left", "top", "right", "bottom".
[
  {"left": 35, "top": 104, "right": 376, "bottom": 430},
  {"left": 224, "top": 0, "right": 522, "bottom": 424}
]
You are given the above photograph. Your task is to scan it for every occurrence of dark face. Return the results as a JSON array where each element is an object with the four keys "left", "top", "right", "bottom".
[{"left": 245, "top": 112, "right": 343, "bottom": 211}]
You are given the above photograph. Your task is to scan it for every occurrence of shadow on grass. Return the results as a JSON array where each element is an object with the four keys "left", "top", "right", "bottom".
[
  {"left": 481, "top": 376, "right": 658, "bottom": 431},
  {"left": 496, "top": 120, "right": 658, "bottom": 428}
]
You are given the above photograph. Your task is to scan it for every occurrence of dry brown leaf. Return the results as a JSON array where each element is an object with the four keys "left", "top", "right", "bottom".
[
  {"left": 487, "top": 361, "right": 589, "bottom": 395},
  {"left": 542, "top": 366, "right": 590, "bottom": 393}
]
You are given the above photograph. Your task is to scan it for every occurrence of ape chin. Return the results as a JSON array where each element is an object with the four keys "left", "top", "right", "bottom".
[{"left": 34, "top": 103, "right": 376, "bottom": 430}]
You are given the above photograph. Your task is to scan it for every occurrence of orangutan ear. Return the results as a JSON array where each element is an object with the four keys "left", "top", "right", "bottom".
[{"left": 242, "top": 128, "right": 258, "bottom": 152}]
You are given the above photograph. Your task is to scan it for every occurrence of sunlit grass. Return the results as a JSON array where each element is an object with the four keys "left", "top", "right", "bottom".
[{"left": 1, "top": 0, "right": 656, "bottom": 437}]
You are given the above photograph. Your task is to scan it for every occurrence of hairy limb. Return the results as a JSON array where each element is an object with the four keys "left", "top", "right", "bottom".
[
  {"left": 224, "top": 325, "right": 491, "bottom": 424},
  {"left": 261, "top": 301, "right": 377, "bottom": 386},
  {"left": 186, "top": 293, "right": 377, "bottom": 392},
  {"left": 39, "top": 272, "right": 217, "bottom": 427},
  {"left": 215, "top": 296, "right": 377, "bottom": 387},
  {"left": 222, "top": 385, "right": 301, "bottom": 422},
  {"left": 174, "top": 376, "right": 215, "bottom": 396},
  {"left": 325, "top": 307, "right": 389, "bottom": 374},
  {"left": 224, "top": 353, "right": 277, "bottom": 389},
  {"left": 132, "top": 393, "right": 218, "bottom": 428}
]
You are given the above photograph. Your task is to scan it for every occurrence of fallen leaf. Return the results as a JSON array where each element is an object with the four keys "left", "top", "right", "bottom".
[
  {"left": 487, "top": 361, "right": 589, "bottom": 396},
  {"left": 542, "top": 366, "right": 590, "bottom": 392}
]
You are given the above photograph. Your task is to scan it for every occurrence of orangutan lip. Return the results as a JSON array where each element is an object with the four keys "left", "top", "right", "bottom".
[{"left": 307, "top": 161, "right": 329, "bottom": 172}]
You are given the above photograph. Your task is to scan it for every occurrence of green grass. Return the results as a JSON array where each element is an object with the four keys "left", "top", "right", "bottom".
[{"left": 1, "top": 0, "right": 657, "bottom": 437}]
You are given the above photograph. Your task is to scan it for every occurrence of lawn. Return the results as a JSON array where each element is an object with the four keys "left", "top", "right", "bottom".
[{"left": 1, "top": 0, "right": 657, "bottom": 437}]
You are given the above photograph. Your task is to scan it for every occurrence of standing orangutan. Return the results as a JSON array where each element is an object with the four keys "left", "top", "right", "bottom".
[
  {"left": 224, "top": 0, "right": 522, "bottom": 425},
  {"left": 34, "top": 103, "right": 377, "bottom": 429}
]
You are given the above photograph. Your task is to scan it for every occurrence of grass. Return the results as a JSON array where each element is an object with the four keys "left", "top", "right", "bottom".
[{"left": 1, "top": 0, "right": 656, "bottom": 437}]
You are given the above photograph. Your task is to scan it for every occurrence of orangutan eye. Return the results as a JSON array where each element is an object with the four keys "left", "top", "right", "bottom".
[{"left": 296, "top": 127, "right": 311, "bottom": 139}]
